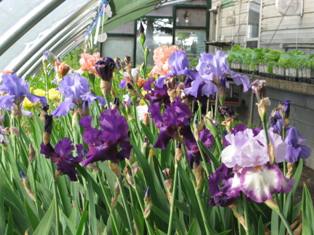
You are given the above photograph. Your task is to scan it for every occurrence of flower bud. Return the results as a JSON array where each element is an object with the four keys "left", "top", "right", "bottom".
[
  {"left": 148, "top": 148, "right": 155, "bottom": 158},
  {"left": 28, "top": 144, "right": 35, "bottom": 162},
  {"left": 193, "top": 163, "right": 203, "bottom": 191},
  {"left": 228, "top": 203, "right": 248, "bottom": 232},
  {"left": 143, "top": 113, "right": 149, "bottom": 126},
  {"left": 222, "top": 117, "right": 234, "bottom": 133},
  {"left": 164, "top": 179, "right": 173, "bottom": 203},
  {"left": 125, "top": 169, "right": 134, "bottom": 187},
  {"left": 109, "top": 162, "right": 121, "bottom": 177},
  {"left": 20, "top": 171, "right": 36, "bottom": 201},
  {"left": 138, "top": 22, "right": 146, "bottom": 47},
  {"left": 251, "top": 80, "right": 266, "bottom": 100},
  {"left": 175, "top": 145, "right": 182, "bottom": 162},
  {"left": 111, "top": 181, "right": 121, "bottom": 207},
  {"left": 257, "top": 97, "right": 271, "bottom": 120},
  {"left": 144, "top": 187, "right": 152, "bottom": 218},
  {"left": 55, "top": 61, "right": 70, "bottom": 80},
  {"left": 265, "top": 199, "right": 279, "bottom": 212},
  {"left": 286, "top": 162, "right": 294, "bottom": 179},
  {"left": 95, "top": 57, "right": 115, "bottom": 81}
]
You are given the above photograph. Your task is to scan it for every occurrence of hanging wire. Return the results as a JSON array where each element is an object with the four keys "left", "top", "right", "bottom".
[{"left": 84, "top": 0, "right": 110, "bottom": 50}]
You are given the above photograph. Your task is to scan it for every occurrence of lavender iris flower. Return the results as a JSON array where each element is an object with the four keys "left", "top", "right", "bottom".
[
  {"left": 285, "top": 127, "right": 311, "bottom": 163},
  {"left": 222, "top": 128, "right": 287, "bottom": 168},
  {"left": 185, "top": 51, "right": 250, "bottom": 98},
  {"left": 80, "top": 108, "right": 131, "bottom": 166},
  {"left": 0, "top": 73, "right": 47, "bottom": 112},
  {"left": 40, "top": 138, "right": 83, "bottom": 181},
  {"left": 150, "top": 98, "right": 192, "bottom": 149},
  {"left": 184, "top": 70, "right": 217, "bottom": 97},
  {"left": 168, "top": 50, "right": 189, "bottom": 76},
  {"left": 52, "top": 73, "right": 104, "bottom": 117}
]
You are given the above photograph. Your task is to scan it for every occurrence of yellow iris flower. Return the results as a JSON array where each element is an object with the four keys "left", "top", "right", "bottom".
[{"left": 23, "top": 88, "right": 61, "bottom": 110}]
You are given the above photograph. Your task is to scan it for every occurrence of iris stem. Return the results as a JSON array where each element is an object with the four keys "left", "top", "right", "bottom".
[
  {"left": 98, "top": 176, "right": 119, "bottom": 234},
  {"left": 214, "top": 93, "right": 219, "bottom": 121},
  {"left": 192, "top": 180, "right": 212, "bottom": 234},
  {"left": 276, "top": 209, "right": 293, "bottom": 235},
  {"left": 117, "top": 177, "right": 133, "bottom": 234},
  {"left": 167, "top": 159, "right": 179, "bottom": 235},
  {"left": 51, "top": 163, "right": 60, "bottom": 235},
  {"left": 132, "top": 183, "right": 154, "bottom": 235},
  {"left": 266, "top": 199, "right": 293, "bottom": 235}
]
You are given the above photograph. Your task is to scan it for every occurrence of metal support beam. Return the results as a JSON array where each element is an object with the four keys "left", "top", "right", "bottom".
[
  {"left": 17, "top": 20, "right": 90, "bottom": 76},
  {"left": 0, "top": 0, "right": 66, "bottom": 56},
  {"left": 22, "top": 34, "right": 84, "bottom": 77},
  {"left": 4, "top": 0, "right": 98, "bottom": 73}
]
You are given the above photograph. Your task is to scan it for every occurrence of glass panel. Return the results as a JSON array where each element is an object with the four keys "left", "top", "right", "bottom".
[
  {"left": 175, "top": 29, "right": 206, "bottom": 57},
  {"left": 0, "top": 0, "right": 91, "bottom": 70},
  {"left": 108, "top": 21, "right": 135, "bottom": 34},
  {"left": 248, "top": 1, "right": 260, "bottom": 38},
  {"left": 103, "top": 36, "right": 134, "bottom": 61},
  {"left": 175, "top": 8, "right": 206, "bottom": 28},
  {"left": 136, "top": 17, "right": 173, "bottom": 65},
  {"left": 0, "top": 0, "right": 43, "bottom": 33}
]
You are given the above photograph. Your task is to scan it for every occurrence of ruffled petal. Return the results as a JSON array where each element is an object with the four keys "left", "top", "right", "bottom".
[
  {"left": 240, "top": 165, "right": 293, "bottom": 203},
  {"left": 52, "top": 98, "right": 75, "bottom": 117},
  {"left": 0, "top": 95, "right": 15, "bottom": 110},
  {"left": 26, "top": 93, "right": 47, "bottom": 106}
]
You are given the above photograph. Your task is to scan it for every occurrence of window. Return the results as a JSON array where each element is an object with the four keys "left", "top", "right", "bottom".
[
  {"left": 247, "top": 1, "right": 260, "bottom": 39},
  {"left": 102, "top": 22, "right": 136, "bottom": 64},
  {"left": 136, "top": 17, "right": 173, "bottom": 65},
  {"left": 174, "top": 6, "right": 208, "bottom": 57},
  {"left": 175, "top": 29, "right": 206, "bottom": 56}
]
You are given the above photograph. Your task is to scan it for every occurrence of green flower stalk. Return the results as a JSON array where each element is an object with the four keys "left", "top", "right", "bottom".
[
  {"left": 167, "top": 144, "right": 181, "bottom": 235},
  {"left": 265, "top": 199, "right": 294, "bottom": 235}
]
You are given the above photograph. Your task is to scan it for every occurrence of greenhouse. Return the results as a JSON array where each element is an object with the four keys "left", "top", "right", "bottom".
[{"left": 1, "top": 0, "right": 314, "bottom": 234}]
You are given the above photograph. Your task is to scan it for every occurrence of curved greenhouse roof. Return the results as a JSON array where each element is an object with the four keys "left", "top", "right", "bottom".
[{"left": 0, "top": 0, "right": 188, "bottom": 76}]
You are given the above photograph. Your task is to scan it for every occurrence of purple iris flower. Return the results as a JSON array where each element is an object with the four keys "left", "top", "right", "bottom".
[
  {"left": 80, "top": 108, "right": 131, "bottom": 166},
  {"left": 52, "top": 73, "right": 104, "bottom": 117},
  {"left": 185, "top": 51, "right": 250, "bottom": 98},
  {"left": 143, "top": 78, "right": 155, "bottom": 91},
  {"left": 285, "top": 127, "right": 311, "bottom": 163},
  {"left": 270, "top": 110, "right": 284, "bottom": 134},
  {"left": 145, "top": 80, "right": 170, "bottom": 105},
  {"left": 209, "top": 164, "right": 240, "bottom": 206},
  {"left": 282, "top": 100, "right": 290, "bottom": 118},
  {"left": 183, "top": 127, "right": 214, "bottom": 166},
  {"left": 0, "top": 73, "right": 47, "bottom": 112},
  {"left": 40, "top": 138, "right": 83, "bottom": 181},
  {"left": 168, "top": 50, "right": 189, "bottom": 76},
  {"left": 150, "top": 98, "right": 192, "bottom": 149},
  {"left": 200, "top": 128, "right": 214, "bottom": 148}
]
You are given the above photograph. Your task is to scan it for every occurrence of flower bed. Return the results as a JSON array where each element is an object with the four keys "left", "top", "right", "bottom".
[{"left": 0, "top": 43, "right": 313, "bottom": 234}]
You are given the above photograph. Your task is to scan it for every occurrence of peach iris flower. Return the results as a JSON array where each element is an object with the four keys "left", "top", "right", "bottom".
[
  {"left": 151, "top": 45, "right": 179, "bottom": 76},
  {"left": 79, "top": 52, "right": 101, "bottom": 74}
]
